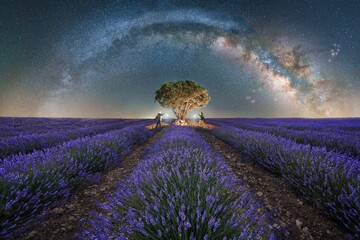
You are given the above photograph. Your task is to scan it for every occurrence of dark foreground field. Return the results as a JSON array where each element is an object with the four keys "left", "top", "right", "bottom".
[{"left": 0, "top": 117, "right": 359, "bottom": 239}]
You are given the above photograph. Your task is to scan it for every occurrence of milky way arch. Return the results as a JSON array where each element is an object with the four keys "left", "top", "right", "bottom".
[{"left": 32, "top": 8, "right": 355, "bottom": 117}]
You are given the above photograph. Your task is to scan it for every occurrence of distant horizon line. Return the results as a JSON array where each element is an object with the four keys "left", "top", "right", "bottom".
[{"left": 1, "top": 116, "right": 359, "bottom": 120}]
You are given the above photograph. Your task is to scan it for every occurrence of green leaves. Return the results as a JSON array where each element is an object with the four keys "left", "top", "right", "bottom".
[{"left": 155, "top": 80, "right": 210, "bottom": 120}]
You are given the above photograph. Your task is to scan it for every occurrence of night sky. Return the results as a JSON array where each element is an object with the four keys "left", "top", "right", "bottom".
[{"left": 1, "top": 0, "right": 360, "bottom": 118}]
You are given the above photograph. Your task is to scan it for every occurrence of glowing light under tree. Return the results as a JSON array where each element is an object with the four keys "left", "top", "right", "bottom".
[{"left": 154, "top": 80, "right": 210, "bottom": 125}]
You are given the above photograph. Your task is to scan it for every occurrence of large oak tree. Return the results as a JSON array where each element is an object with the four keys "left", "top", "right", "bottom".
[{"left": 155, "top": 80, "right": 210, "bottom": 122}]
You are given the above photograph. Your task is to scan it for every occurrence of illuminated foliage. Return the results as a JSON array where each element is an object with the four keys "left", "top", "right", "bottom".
[{"left": 155, "top": 80, "right": 210, "bottom": 121}]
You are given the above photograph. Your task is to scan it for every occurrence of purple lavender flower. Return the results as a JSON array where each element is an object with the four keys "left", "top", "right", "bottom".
[
  {"left": 79, "top": 126, "right": 276, "bottom": 239},
  {"left": 1, "top": 122, "right": 154, "bottom": 239},
  {"left": 212, "top": 121, "right": 360, "bottom": 236}
]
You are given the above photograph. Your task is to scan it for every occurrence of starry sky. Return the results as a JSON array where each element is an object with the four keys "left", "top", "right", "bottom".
[{"left": 1, "top": 0, "right": 360, "bottom": 118}]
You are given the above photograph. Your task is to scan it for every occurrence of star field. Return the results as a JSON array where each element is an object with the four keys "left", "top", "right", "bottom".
[{"left": 0, "top": 0, "right": 359, "bottom": 118}]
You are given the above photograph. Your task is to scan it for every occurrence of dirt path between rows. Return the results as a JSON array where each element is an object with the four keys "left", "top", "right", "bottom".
[
  {"left": 20, "top": 127, "right": 167, "bottom": 240},
  {"left": 197, "top": 128, "right": 349, "bottom": 240}
]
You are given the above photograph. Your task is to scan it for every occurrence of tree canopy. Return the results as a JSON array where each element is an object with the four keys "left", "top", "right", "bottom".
[{"left": 155, "top": 80, "right": 210, "bottom": 121}]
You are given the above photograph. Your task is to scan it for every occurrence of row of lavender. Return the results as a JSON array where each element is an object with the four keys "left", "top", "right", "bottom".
[
  {"left": 0, "top": 118, "right": 128, "bottom": 139},
  {"left": 80, "top": 126, "right": 279, "bottom": 239},
  {"left": 0, "top": 119, "right": 149, "bottom": 159},
  {"left": 264, "top": 118, "right": 360, "bottom": 132},
  {"left": 210, "top": 118, "right": 360, "bottom": 132},
  {"left": 0, "top": 117, "right": 116, "bottom": 140},
  {"left": 211, "top": 124, "right": 360, "bottom": 237},
  {"left": 0, "top": 122, "right": 155, "bottom": 239},
  {"left": 209, "top": 118, "right": 360, "bottom": 159},
  {"left": 212, "top": 118, "right": 360, "bottom": 137}
]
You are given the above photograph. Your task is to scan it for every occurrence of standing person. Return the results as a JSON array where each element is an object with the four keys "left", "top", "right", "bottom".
[
  {"left": 197, "top": 112, "right": 205, "bottom": 126},
  {"left": 155, "top": 111, "right": 165, "bottom": 128}
]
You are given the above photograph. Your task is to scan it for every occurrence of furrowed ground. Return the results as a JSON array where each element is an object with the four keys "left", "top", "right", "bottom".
[
  {"left": 1, "top": 118, "right": 358, "bottom": 239},
  {"left": 196, "top": 128, "right": 348, "bottom": 240},
  {"left": 20, "top": 127, "right": 168, "bottom": 240}
]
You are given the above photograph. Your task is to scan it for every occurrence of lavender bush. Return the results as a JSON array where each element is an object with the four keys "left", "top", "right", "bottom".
[
  {"left": 0, "top": 124, "right": 154, "bottom": 239},
  {"left": 212, "top": 125, "right": 360, "bottom": 236},
  {"left": 0, "top": 119, "right": 150, "bottom": 159},
  {"left": 209, "top": 118, "right": 360, "bottom": 159},
  {"left": 80, "top": 126, "right": 277, "bottom": 239},
  {"left": 209, "top": 118, "right": 360, "bottom": 133},
  {"left": 0, "top": 117, "right": 124, "bottom": 140}
]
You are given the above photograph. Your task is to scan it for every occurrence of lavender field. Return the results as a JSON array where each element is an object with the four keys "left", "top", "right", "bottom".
[
  {"left": 209, "top": 118, "right": 360, "bottom": 238},
  {"left": 0, "top": 117, "right": 154, "bottom": 238},
  {"left": 1, "top": 117, "right": 359, "bottom": 239}
]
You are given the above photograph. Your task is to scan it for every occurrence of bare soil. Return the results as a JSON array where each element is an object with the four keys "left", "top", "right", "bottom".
[
  {"left": 197, "top": 128, "right": 350, "bottom": 240},
  {"left": 19, "top": 127, "right": 167, "bottom": 240}
]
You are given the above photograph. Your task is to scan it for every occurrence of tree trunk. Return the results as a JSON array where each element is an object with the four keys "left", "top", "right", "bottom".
[
  {"left": 173, "top": 104, "right": 188, "bottom": 121},
  {"left": 173, "top": 104, "right": 189, "bottom": 125}
]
